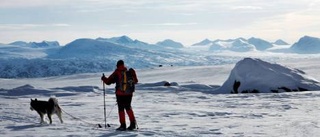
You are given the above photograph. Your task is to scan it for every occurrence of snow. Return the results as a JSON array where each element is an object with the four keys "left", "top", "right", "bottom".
[
  {"left": 1, "top": 56, "right": 320, "bottom": 136},
  {"left": 209, "top": 38, "right": 256, "bottom": 52},
  {"left": 274, "top": 39, "right": 289, "bottom": 45},
  {"left": 2, "top": 35, "right": 320, "bottom": 136},
  {"left": 188, "top": 37, "right": 274, "bottom": 52},
  {"left": 291, "top": 36, "right": 320, "bottom": 54},
  {"left": 96, "top": 35, "right": 164, "bottom": 51},
  {"left": 215, "top": 58, "right": 320, "bottom": 94},
  {"left": 9, "top": 41, "right": 60, "bottom": 48},
  {"left": 0, "top": 44, "right": 48, "bottom": 59},
  {"left": 191, "top": 38, "right": 212, "bottom": 46},
  {"left": 156, "top": 39, "right": 184, "bottom": 49},
  {"left": 248, "top": 37, "right": 273, "bottom": 51},
  {"left": 2, "top": 35, "right": 320, "bottom": 78}
]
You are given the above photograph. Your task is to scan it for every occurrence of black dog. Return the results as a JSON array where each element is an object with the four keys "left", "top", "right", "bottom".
[{"left": 30, "top": 98, "right": 63, "bottom": 124}]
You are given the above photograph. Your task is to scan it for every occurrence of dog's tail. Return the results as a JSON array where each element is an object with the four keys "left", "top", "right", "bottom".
[
  {"left": 48, "top": 97, "right": 61, "bottom": 109},
  {"left": 49, "top": 97, "right": 63, "bottom": 123},
  {"left": 48, "top": 97, "right": 58, "bottom": 105},
  {"left": 49, "top": 97, "right": 62, "bottom": 112}
]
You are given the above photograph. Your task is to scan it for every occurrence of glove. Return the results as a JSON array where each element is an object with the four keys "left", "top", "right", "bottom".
[{"left": 101, "top": 75, "right": 107, "bottom": 83}]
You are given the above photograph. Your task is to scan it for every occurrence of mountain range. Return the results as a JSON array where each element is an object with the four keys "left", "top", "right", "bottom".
[
  {"left": 4, "top": 35, "right": 320, "bottom": 53},
  {"left": 1, "top": 35, "right": 320, "bottom": 78}
]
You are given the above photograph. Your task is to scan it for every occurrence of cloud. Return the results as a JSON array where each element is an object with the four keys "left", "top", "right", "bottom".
[
  {"left": 0, "top": 23, "right": 70, "bottom": 30},
  {"left": 0, "top": 0, "right": 69, "bottom": 8},
  {"left": 0, "top": 0, "right": 319, "bottom": 46},
  {"left": 235, "top": 8, "right": 320, "bottom": 43},
  {"left": 144, "top": 22, "right": 198, "bottom": 26},
  {"left": 231, "top": 6, "right": 263, "bottom": 10},
  {"left": 118, "top": 22, "right": 198, "bottom": 28}
]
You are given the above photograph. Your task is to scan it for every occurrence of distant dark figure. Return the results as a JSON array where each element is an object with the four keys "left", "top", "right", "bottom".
[
  {"left": 164, "top": 82, "right": 171, "bottom": 86},
  {"left": 233, "top": 80, "right": 241, "bottom": 93}
]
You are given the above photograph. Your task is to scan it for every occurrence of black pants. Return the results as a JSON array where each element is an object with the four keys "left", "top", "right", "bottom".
[{"left": 116, "top": 95, "right": 133, "bottom": 111}]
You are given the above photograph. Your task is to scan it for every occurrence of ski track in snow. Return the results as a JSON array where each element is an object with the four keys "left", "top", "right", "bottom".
[{"left": 1, "top": 58, "right": 320, "bottom": 136}]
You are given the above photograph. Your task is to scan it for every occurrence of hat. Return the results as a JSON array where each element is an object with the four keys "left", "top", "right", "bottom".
[{"left": 116, "top": 60, "right": 124, "bottom": 67}]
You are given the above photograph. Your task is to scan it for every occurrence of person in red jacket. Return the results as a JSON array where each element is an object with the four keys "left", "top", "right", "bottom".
[{"left": 101, "top": 60, "right": 138, "bottom": 131}]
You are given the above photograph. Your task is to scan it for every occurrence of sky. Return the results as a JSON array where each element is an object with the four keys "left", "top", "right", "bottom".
[{"left": 0, "top": 0, "right": 320, "bottom": 46}]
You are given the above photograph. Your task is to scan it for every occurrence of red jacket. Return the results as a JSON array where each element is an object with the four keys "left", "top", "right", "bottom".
[{"left": 102, "top": 65, "right": 138, "bottom": 96}]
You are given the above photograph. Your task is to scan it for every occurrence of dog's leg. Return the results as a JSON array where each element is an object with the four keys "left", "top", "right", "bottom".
[
  {"left": 55, "top": 105, "right": 63, "bottom": 123},
  {"left": 57, "top": 111, "right": 63, "bottom": 123},
  {"left": 48, "top": 114, "right": 52, "bottom": 124},
  {"left": 39, "top": 112, "right": 45, "bottom": 124}
]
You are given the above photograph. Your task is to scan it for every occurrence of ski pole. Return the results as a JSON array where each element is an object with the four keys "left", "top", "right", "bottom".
[{"left": 102, "top": 73, "right": 107, "bottom": 129}]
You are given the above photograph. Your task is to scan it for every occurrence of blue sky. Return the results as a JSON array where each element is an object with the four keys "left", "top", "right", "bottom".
[{"left": 0, "top": 0, "right": 319, "bottom": 46}]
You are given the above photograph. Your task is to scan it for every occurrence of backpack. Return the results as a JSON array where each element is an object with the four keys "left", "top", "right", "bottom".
[{"left": 119, "top": 68, "right": 136, "bottom": 93}]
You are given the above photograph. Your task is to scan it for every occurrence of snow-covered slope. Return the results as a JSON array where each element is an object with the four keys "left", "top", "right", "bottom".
[
  {"left": 209, "top": 38, "right": 256, "bottom": 52},
  {"left": 290, "top": 36, "right": 320, "bottom": 54},
  {"left": 106, "top": 35, "right": 134, "bottom": 44},
  {"left": 2, "top": 35, "right": 320, "bottom": 78},
  {"left": 191, "top": 38, "right": 212, "bottom": 46},
  {"left": 248, "top": 37, "right": 273, "bottom": 51},
  {"left": 215, "top": 58, "right": 320, "bottom": 94},
  {"left": 0, "top": 44, "right": 48, "bottom": 59},
  {"left": 274, "top": 39, "right": 289, "bottom": 45},
  {"left": 96, "top": 36, "right": 164, "bottom": 51},
  {"left": 1, "top": 57, "right": 320, "bottom": 136},
  {"left": 189, "top": 38, "right": 256, "bottom": 52},
  {"left": 49, "top": 38, "right": 133, "bottom": 59},
  {"left": 191, "top": 37, "right": 276, "bottom": 52},
  {"left": 1, "top": 37, "right": 240, "bottom": 78},
  {"left": 156, "top": 39, "right": 184, "bottom": 49},
  {"left": 10, "top": 41, "right": 60, "bottom": 48},
  {"left": 9, "top": 41, "right": 29, "bottom": 46}
]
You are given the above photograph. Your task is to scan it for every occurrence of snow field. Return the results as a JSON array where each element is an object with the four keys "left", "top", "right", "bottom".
[
  {"left": 2, "top": 90, "right": 320, "bottom": 136},
  {"left": 1, "top": 58, "right": 320, "bottom": 136}
]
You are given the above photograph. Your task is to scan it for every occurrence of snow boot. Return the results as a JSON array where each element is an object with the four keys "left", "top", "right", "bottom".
[
  {"left": 116, "top": 123, "right": 126, "bottom": 131},
  {"left": 127, "top": 121, "right": 136, "bottom": 131}
]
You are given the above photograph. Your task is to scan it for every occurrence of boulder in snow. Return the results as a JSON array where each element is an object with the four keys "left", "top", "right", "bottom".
[{"left": 214, "top": 58, "right": 320, "bottom": 94}]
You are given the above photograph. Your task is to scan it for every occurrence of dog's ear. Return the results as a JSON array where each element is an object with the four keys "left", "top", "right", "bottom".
[
  {"left": 35, "top": 98, "right": 37, "bottom": 101},
  {"left": 31, "top": 99, "right": 33, "bottom": 101}
]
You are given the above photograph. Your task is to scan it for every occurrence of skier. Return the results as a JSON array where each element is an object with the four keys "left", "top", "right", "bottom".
[{"left": 101, "top": 60, "right": 138, "bottom": 131}]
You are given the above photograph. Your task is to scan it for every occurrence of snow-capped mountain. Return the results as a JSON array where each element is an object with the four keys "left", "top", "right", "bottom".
[
  {"left": 0, "top": 43, "right": 48, "bottom": 59},
  {"left": 274, "top": 39, "right": 289, "bottom": 45},
  {"left": 107, "top": 35, "right": 134, "bottom": 44},
  {"left": 215, "top": 58, "right": 320, "bottom": 94},
  {"left": 9, "top": 41, "right": 60, "bottom": 48},
  {"left": 9, "top": 41, "right": 29, "bottom": 46},
  {"left": 1, "top": 35, "right": 320, "bottom": 78},
  {"left": 96, "top": 36, "right": 164, "bottom": 51},
  {"left": 209, "top": 38, "right": 256, "bottom": 52},
  {"left": 248, "top": 37, "right": 273, "bottom": 51},
  {"left": 1, "top": 37, "right": 233, "bottom": 78},
  {"left": 190, "top": 37, "right": 276, "bottom": 52},
  {"left": 49, "top": 38, "right": 134, "bottom": 59},
  {"left": 290, "top": 36, "right": 320, "bottom": 54},
  {"left": 191, "top": 39, "right": 213, "bottom": 46},
  {"left": 30, "top": 41, "right": 60, "bottom": 48},
  {"left": 156, "top": 39, "right": 184, "bottom": 49}
]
